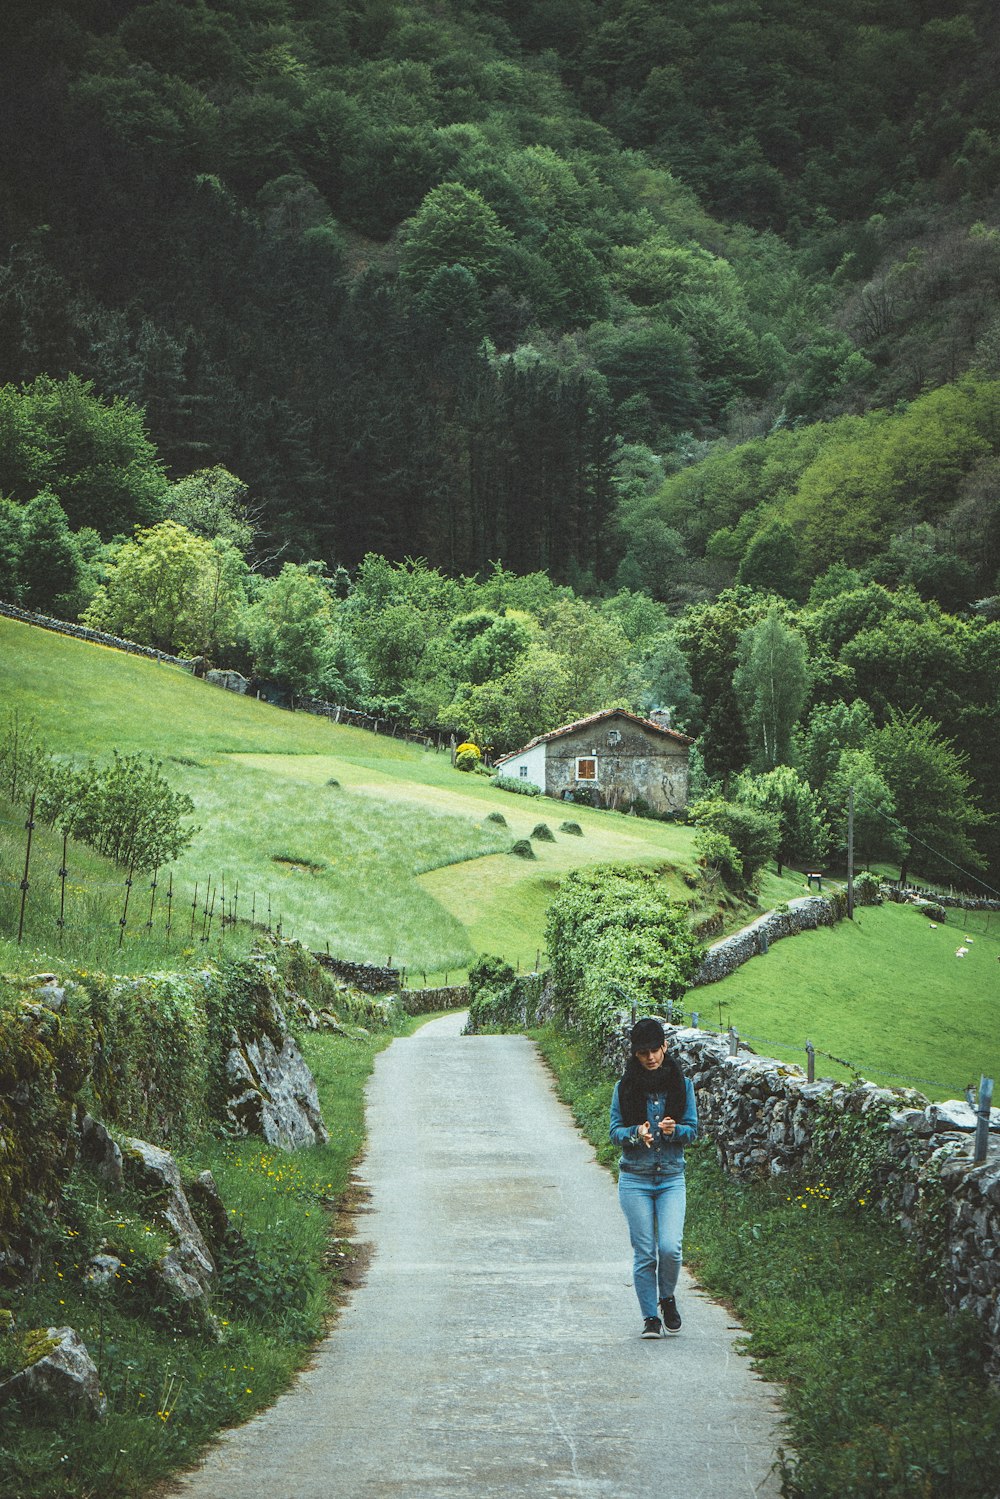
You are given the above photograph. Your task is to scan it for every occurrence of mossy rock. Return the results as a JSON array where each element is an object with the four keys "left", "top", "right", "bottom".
[
  {"left": 486, "top": 811, "right": 507, "bottom": 826},
  {"left": 530, "top": 823, "right": 555, "bottom": 841},
  {"left": 559, "top": 821, "right": 583, "bottom": 836},
  {"left": 510, "top": 839, "right": 536, "bottom": 859}
]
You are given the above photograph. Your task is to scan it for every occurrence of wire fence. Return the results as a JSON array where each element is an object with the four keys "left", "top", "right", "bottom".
[
  {"left": 0, "top": 799, "right": 289, "bottom": 956},
  {"left": 654, "top": 996, "right": 982, "bottom": 1102}
]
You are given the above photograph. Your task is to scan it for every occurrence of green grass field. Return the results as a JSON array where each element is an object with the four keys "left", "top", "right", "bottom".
[
  {"left": 0, "top": 618, "right": 699, "bottom": 977},
  {"left": 705, "top": 897, "right": 1000, "bottom": 1099}
]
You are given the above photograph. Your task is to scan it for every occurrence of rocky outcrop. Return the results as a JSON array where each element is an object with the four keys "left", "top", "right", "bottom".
[
  {"left": 224, "top": 1031, "right": 329, "bottom": 1149},
  {"left": 0, "top": 1326, "right": 106, "bottom": 1420},
  {"left": 121, "top": 1137, "right": 218, "bottom": 1317}
]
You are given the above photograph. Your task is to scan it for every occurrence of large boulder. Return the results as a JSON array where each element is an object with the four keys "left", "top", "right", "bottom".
[
  {"left": 0, "top": 1326, "right": 106, "bottom": 1419},
  {"left": 224, "top": 1031, "right": 330, "bottom": 1149},
  {"left": 121, "top": 1137, "right": 217, "bottom": 1314}
]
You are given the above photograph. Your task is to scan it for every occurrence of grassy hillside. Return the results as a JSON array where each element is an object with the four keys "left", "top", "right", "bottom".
[
  {"left": 0, "top": 618, "right": 700, "bottom": 976},
  {"left": 707, "top": 898, "right": 1000, "bottom": 1101}
]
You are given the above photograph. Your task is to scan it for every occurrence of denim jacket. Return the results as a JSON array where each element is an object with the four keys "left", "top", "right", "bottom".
[{"left": 609, "top": 1077, "right": 698, "bottom": 1176}]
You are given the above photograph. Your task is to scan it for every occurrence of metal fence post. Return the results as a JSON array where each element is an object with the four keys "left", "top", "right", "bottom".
[
  {"left": 806, "top": 1040, "right": 815, "bottom": 1083},
  {"left": 975, "top": 1075, "right": 995, "bottom": 1165}
]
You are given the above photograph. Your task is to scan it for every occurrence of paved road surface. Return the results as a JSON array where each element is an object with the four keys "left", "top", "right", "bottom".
[{"left": 168, "top": 1013, "right": 784, "bottom": 1498}]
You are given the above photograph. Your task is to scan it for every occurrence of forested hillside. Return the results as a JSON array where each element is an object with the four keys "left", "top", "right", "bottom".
[
  {"left": 2, "top": 0, "right": 999, "bottom": 578},
  {"left": 1, "top": 0, "right": 999, "bottom": 889}
]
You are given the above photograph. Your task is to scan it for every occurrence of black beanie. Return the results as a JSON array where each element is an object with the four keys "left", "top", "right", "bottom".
[{"left": 630, "top": 1017, "right": 666, "bottom": 1052}]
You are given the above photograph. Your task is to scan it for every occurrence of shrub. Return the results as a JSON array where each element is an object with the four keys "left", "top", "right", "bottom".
[
  {"left": 455, "top": 749, "right": 479, "bottom": 771},
  {"left": 465, "top": 956, "right": 546, "bottom": 1034},
  {"left": 693, "top": 826, "right": 742, "bottom": 889},
  {"left": 510, "top": 839, "right": 536, "bottom": 858},
  {"left": 456, "top": 742, "right": 481, "bottom": 760},
  {"left": 545, "top": 866, "right": 705, "bottom": 1059},
  {"left": 39, "top": 751, "right": 197, "bottom": 872},
  {"left": 531, "top": 822, "right": 555, "bottom": 841},
  {"left": 920, "top": 901, "right": 947, "bottom": 922},
  {"left": 559, "top": 821, "right": 583, "bottom": 835},
  {"left": 853, "top": 871, "right": 882, "bottom": 905},
  {"left": 688, "top": 796, "right": 779, "bottom": 888},
  {"left": 492, "top": 773, "right": 541, "bottom": 797}
]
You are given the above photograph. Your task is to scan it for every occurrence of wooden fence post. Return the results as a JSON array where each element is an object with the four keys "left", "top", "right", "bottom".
[
  {"left": 728, "top": 1026, "right": 739, "bottom": 1056},
  {"left": 806, "top": 1040, "right": 815, "bottom": 1083}
]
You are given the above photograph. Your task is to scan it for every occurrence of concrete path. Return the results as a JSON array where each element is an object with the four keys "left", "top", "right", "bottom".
[{"left": 168, "top": 1014, "right": 784, "bottom": 1499}]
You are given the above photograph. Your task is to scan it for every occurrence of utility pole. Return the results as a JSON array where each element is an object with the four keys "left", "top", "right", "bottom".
[{"left": 847, "top": 784, "right": 855, "bottom": 920}]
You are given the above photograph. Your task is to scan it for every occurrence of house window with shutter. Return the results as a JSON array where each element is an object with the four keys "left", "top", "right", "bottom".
[{"left": 576, "top": 757, "right": 597, "bottom": 781}]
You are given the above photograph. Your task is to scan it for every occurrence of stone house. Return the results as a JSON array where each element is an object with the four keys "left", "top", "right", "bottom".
[{"left": 493, "top": 708, "right": 692, "bottom": 814}]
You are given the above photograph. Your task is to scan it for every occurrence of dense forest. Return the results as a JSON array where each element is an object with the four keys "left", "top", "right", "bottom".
[{"left": 1, "top": 0, "right": 999, "bottom": 887}]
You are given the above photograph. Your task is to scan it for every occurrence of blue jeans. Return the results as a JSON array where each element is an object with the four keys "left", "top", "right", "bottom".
[{"left": 618, "top": 1170, "right": 686, "bottom": 1319}]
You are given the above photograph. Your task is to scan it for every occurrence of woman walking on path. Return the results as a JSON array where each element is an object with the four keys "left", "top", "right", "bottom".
[{"left": 610, "top": 1017, "right": 698, "bottom": 1339}]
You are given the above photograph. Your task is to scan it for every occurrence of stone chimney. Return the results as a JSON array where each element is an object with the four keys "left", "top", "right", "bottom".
[{"left": 648, "top": 706, "right": 672, "bottom": 730}]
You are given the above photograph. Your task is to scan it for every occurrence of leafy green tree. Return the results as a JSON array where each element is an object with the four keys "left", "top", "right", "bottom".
[
  {"left": 673, "top": 586, "right": 774, "bottom": 777},
  {"left": 15, "top": 491, "right": 84, "bottom": 616},
  {"left": 734, "top": 766, "right": 830, "bottom": 877},
  {"left": 0, "top": 375, "right": 167, "bottom": 536},
  {"left": 356, "top": 602, "right": 428, "bottom": 697},
  {"left": 245, "top": 562, "right": 339, "bottom": 701},
  {"left": 450, "top": 644, "right": 573, "bottom": 754},
  {"left": 0, "top": 499, "right": 20, "bottom": 601},
  {"left": 736, "top": 519, "right": 806, "bottom": 601},
  {"left": 823, "top": 748, "right": 907, "bottom": 870},
  {"left": 165, "top": 466, "right": 257, "bottom": 556},
  {"left": 693, "top": 825, "right": 742, "bottom": 893},
  {"left": 542, "top": 597, "right": 633, "bottom": 715},
  {"left": 83, "top": 520, "right": 247, "bottom": 657},
  {"left": 798, "top": 699, "right": 875, "bottom": 796},
  {"left": 687, "top": 796, "right": 779, "bottom": 889},
  {"left": 733, "top": 606, "right": 811, "bottom": 770},
  {"left": 869, "top": 709, "right": 989, "bottom": 887},
  {"left": 398, "top": 181, "right": 515, "bottom": 298},
  {"left": 41, "top": 751, "right": 196, "bottom": 872}
]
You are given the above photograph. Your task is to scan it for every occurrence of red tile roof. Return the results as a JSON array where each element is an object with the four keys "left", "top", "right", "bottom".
[{"left": 494, "top": 708, "right": 693, "bottom": 765}]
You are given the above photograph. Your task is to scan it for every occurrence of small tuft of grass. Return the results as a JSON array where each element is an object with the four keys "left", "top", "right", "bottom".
[
  {"left": 558, "top": 821, "right": 583, "bottom": 835},
  {"left": 530, "top": 823, "right": 555, "bottom": 841},
  {"left": 509, "top": 839, "right": 536, "bottom": 859}
]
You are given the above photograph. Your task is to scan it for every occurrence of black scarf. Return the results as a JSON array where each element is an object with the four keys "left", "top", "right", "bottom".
[{"left": 617, "top": 1052, "right": 687, "bottom": 1127}]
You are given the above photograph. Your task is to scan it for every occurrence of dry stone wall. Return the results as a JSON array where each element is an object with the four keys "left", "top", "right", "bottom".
[
  {"left": 610, "top": 1019, "right": 1000, "bottom": 1373},
  {"left": 0, "top": 600, "right": 194, "bottom": 668},
  {"left": 690, "top": 891, "right": 849, "bottom": 986}
]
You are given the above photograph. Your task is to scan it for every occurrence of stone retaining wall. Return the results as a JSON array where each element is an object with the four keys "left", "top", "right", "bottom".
[
  {"left": 613, "top": 1020, "right": 1000, "bottom": 1373},
  {"left": 690, "top": 891, "right": 849, "bottom": 986},
  {"left": 310, "top": 953, "right": 400, "bottom": 994},
  {"left": 401, "top": 985, "right": 469, "bottom": 1015}
]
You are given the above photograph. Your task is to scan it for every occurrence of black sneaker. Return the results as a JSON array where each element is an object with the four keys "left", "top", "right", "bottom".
[
  {"left": 641, "top": 1316, "right": 662, "bottom": 1339},
  {"left": 659, "top": 1296, "right": 681, "bottom": 1333}
]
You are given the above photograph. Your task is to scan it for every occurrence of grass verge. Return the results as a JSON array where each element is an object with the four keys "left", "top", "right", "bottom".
[
  {"left": 0, "top": 1015, "right": 429, "bottom": 1499},
  {"left": 532, "top": 1022, "right": 1000, "bottom": 1499}
]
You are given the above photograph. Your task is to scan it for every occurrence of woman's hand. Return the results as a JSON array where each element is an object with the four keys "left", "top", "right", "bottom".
[
  {"left": 636, "top": 1121, "right": 654, "bottom": 1147},
  {"left": 658, "top": 1115, "right": 677, "bottom": 1138}
]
